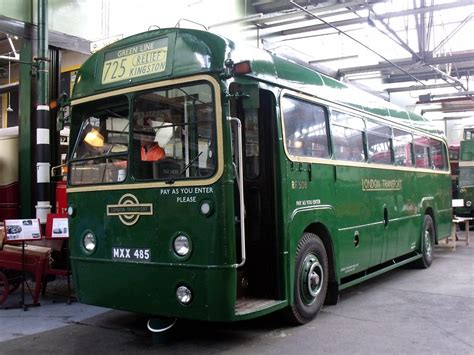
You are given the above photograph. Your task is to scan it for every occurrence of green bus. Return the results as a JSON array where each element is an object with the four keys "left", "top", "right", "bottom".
[
  {"left": 455, "top": 139, "right": 474, "bottom": 219},
  {"left": 67, "top": 28, "right": 452, "bottom": 327}
]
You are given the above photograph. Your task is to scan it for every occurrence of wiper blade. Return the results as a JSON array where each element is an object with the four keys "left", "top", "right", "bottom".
[{"left": 179, "top": 152, "right": 203, "bottom": 176}]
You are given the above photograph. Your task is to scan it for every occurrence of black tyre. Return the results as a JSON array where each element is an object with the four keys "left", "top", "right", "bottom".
[
  {"left": 414, "top": 215, "right": 435, "bottom": 269},
  {"left": 287, "top": 232, "right": 328, "bottom": 324}
]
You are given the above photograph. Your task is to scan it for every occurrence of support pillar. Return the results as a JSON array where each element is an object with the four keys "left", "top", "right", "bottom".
[{"left": 35, "top": 0, "right": 51, "bottom": 223}]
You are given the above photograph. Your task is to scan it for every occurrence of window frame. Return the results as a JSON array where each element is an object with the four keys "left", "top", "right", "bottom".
[{"left": 281, "top": 93, "right": 331, "bottom": 161}]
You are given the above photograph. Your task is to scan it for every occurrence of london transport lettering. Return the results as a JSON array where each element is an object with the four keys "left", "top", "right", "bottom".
[
  {"left": 361, "top": 178, "right": 402, "bottom": 191},
  {"left": 101, "top": 38, "right": 168, "bottom": 84}
]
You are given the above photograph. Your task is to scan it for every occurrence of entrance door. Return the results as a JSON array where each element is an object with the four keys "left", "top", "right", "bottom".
[{"left": 230, "top": 86, "right": 279, "bottom": 300}]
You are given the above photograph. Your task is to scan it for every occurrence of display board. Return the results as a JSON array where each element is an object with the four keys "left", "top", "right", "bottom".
[
  {"left": 4, "top": 219, "right": 42, "bottom": 241},
  {"left": 45, "top": 213, "right": 69, "bottom": 239}
]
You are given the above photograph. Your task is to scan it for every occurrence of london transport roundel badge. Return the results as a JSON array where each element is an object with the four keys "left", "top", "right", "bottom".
[{"left": 106, "top": 193, "right": 153, "bottom": 226}]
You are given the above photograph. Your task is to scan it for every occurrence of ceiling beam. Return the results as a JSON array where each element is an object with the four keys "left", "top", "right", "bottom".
[
  {"left": 386, "top": 83, "right": 455, "bottom": 93},
  {"left": 339, "top": 51, "right": 474, "bottom": 76},
  {"left": 261, "top": 1, "right": 474, "bottom": 39},
  {"left": 383, "top": 67, "right": 474, "bottom": 84}
]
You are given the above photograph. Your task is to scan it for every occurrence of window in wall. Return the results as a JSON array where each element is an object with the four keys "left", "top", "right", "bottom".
[
  {"left": 331, "top": 110, "right": 365, "bottom": 162},
  {"left": 366, "top": 119, "right": 392, "bottom": 164},
  {"left": 393, "top": 129, "right": 413, "bottom": 167},
  {"left": 282, "top": 96, "right": 329, "bottom": 158}
]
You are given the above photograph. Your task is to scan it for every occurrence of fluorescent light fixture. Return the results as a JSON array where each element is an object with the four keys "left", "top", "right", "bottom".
[{"left": 84, "top": 128, "right": 104, "bottom": 147}]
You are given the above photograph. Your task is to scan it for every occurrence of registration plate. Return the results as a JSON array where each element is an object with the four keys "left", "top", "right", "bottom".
[{"left": 112, "top": 247, "right": 151, "bottom": 262}]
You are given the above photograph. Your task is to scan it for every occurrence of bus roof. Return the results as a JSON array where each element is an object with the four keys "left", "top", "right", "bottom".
[{"left": 72, "top": 28, "right": 442, "bottom": 136}]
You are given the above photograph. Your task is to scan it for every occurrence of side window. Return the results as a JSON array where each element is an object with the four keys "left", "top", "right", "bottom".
[
  {"left": 282, "top": 96, "right": 329, "bottom": 158},
  {"left": 393, "top": 129, "right": 413, "bottom": 167},
  {"left": 429, "top": 138, "right": 447, "bottom": 170},
  {"left": 331, "top": 110, "right": 365, "bottom": 162},
  {"left": 414, "top": 136, "right": 430, "bottom": 168},
  {"left": 366, "top": 119, "right": 392, "bottom": 164}
]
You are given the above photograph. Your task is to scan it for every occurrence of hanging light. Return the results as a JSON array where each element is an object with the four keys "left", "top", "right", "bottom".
[{"left": 6, "top": 59, "right": 13, "bottom": 112}]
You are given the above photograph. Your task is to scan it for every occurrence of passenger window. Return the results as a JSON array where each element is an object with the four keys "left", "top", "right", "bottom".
[
  {"left": 429, "top": 138, "right": 447, "bottom": 170},
  {"left": 366, "top": 120, "right": 392, "bottom": 164},
  {"left": 393, "top": 129, "right": 413, "bottom": 167},
  {"left": 331, "top": 110, "right": 365, "bottom": 162},
  {"left": 282, "top": 96, "right": 329, "bottom": 158},
  {"left": 413, "top": 136, "right": 430, "bottom": 168}
]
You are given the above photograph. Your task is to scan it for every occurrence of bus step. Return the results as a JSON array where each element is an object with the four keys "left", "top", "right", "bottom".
[{"left": 235, "top": 297, "right": 282, "bottom": 316}]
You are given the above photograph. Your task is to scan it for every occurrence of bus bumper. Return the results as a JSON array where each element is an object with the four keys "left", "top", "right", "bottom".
[{"left": 71, "top": 257, "right": 237, "bottom": 322}]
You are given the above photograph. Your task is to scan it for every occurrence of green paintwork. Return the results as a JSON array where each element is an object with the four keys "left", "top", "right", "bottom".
[
  {"left": 69, "top": 28, "right": 452, "bottom": 322},
  {"left": 19, "top": 39, "right": 33, "bottom": 218}
]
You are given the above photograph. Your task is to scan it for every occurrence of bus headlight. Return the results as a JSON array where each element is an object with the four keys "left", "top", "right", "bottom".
[
  {"left": 176, "top": 285, "right": 192, "bottom": 305},
  {"left": 83, "top": 232, "right": 97, "bottom": 253},
  {"left": 173, "top": 235, "right": 191, "bottom": 257},
  {"left": 466, "top": 200, "right": 472, "bottom": 207}
]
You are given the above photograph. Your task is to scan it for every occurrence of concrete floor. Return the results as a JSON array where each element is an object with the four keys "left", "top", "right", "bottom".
[{"left": 0, "top": 237, "right": 473, "bottom": 354}]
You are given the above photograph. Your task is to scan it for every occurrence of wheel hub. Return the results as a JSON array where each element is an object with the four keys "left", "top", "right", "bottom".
[{"left": 301, "top": 253, "right": 324, "bottom": 304}]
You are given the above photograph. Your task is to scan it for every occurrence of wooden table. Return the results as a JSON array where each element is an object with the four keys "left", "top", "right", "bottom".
[{"left": 448, "top": 216, "right": 472, "bottom": 250}]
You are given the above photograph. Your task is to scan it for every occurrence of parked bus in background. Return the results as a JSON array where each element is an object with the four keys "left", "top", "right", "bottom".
[
  {"left": 449, "top": 144, "right": 459, "bottom": 198},
  {"left": 66, "top": 28, "right": 452, "bottom": 328},
  {"left": 463, "top": 126, "right": 474, "bottom": 140},
  {"left": 455, "top": 139, "right": 474, "bottom": 220},
  {"left": 0, "top": 126, "right": 19, "bottom": 220}
]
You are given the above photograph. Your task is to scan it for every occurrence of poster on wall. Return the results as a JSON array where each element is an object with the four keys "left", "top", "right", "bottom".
[{"left": 4, "top": 219, "right": 42, "bottom": 242}]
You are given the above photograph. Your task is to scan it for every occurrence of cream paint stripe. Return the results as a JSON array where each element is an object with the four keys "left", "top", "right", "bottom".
[
  {"left": 68, "top": 75, "right": 224, "bottom": 193},
  {"left": 284, "top": 152, "right": 450, "bottom": 175},
  {"left": 37, "top": 128, "right": 50, "bottom": 144},
  {"left": 68, "top": 176, "right": 220, "bottom": 193},
  {"left": 37, "top": 105, "right": 50, "bottom": 111},
  {"left": 459, "top": 161, "right": 474, "bottom": 167},
  {"left": 71, "top": 75, "right": 219, "bottom": 106}
]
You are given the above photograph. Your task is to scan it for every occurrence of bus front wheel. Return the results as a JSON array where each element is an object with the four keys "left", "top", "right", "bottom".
[
  {"left": 287, "top": 232, "right": 328, "bottom": 325},
  {"left": 415, "top": 215, "right": 435, "bottom": 269}
]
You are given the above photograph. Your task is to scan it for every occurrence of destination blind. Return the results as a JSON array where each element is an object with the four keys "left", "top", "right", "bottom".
[{"left": 101, "top": 37, "right": 168, "bottom": 84}]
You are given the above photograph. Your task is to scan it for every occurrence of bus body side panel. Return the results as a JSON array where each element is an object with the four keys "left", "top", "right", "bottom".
[
  {"left": 285, "top": 162, "right": 339, "bottom": 297},
  {"left": 335, "top": 165, "right": 373, "bottom": 275},
  {"left": 415, "top": 171, "right": 452, "bottom": 240}
]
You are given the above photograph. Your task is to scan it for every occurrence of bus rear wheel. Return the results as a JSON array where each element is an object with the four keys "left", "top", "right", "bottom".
[
  {"left": 414, "top": 215, "right": 435, "bottom": 269},
  {"left": 287, "top": 233, "right": 328, "bottom": 325}
]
